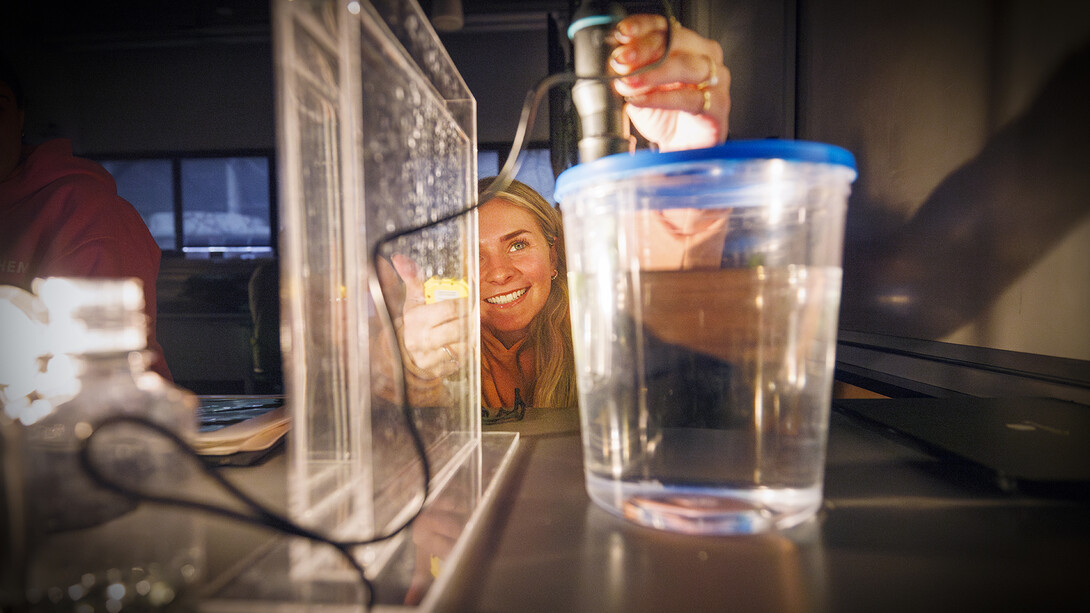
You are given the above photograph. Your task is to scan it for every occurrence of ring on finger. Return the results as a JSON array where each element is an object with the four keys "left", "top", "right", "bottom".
[
  {"left": 441, "top": 345, "right": 458, "bottom": 365},
  {"left": 697, "top": 54, "right": 719, "bottom": 90},
  {"left": 700, "top": 89, "right": 712, "bottom": 113}
]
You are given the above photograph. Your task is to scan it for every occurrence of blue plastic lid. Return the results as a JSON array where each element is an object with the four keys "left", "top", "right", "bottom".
[
  {"left": 554, "top": 139, "right": 857, "bottom": 202},
  {"left": 567, "top": 14, "right": 619, "bottom": 39}
]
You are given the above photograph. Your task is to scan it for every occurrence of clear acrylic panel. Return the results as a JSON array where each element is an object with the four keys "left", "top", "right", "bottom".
[{"left": 198, "top": 1, "right": 516, "bottom": 609}]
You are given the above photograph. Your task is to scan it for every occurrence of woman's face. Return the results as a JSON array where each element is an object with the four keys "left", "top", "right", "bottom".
[{"left": 479, "top": 198, "right": 556, "bottom": 345}]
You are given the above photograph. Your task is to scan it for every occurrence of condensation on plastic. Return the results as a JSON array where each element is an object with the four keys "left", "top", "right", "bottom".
[{"left": 272, "top": 0, "right": 479, "bottom": 580}]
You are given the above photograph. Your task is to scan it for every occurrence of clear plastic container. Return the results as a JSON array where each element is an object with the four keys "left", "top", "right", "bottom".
[
  {"left": 20, "top": 277, "right": 203, "bottom": 610},
  {"left": 274, "top": 0, "right": 480, "bottom": 560},
  {"left": 200, "top": 1, "right": 517, "bottom": 610},
  {"left": 555, "top": 141, "right": 857, "bottom": 534}
]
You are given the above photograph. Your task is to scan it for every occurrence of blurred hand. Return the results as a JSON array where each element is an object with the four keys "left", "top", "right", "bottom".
[
  {"left": 389, "top": 254, "right": 468, "bottom": 381},
  {"left": 610, "top": 14, "right": 730, "bottom": 151}
]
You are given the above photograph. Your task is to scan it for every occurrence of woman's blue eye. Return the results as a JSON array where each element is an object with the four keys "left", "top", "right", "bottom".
[{"left": 509, "top": 240, "right": 528, "bottom": 252}]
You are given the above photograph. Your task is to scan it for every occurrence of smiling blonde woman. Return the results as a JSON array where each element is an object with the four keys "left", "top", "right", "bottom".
[{"left": 477, "top": 177, "right": 576, "bottom": 412}]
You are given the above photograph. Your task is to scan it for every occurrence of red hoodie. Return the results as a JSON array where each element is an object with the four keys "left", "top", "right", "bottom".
[{"left": 0, "top": 139, "right": 171, "bottom": 380}]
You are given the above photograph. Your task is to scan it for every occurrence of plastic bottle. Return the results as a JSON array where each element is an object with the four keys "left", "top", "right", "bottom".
[{"left": 20, "top": 277, "right": 203, "bottom": 611}]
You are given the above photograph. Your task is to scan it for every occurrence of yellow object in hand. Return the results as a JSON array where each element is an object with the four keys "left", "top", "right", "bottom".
[{"left": 424, "top": 277, "right": 468, "bottom": 304}]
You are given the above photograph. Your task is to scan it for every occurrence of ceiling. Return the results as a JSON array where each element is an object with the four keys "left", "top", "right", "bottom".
[
  {"left": 2, "top": 1, "right": 665, "bottom": 44},
  {"left": 2, "top": 1, "right": 566, "bottom": 40}
]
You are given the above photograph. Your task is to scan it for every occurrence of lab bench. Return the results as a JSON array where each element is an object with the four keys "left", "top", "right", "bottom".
[{"left": 204, "top": 405, "right": 1090, "bottom": 612}]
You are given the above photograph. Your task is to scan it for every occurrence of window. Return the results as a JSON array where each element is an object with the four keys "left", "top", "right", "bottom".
[
  {"left": 100, "top": 159, "right": 175, "bottom": 250},
  {"left": 100, "top": 153, "right": 276, "bottom": 258},
  {"left": 180, "top": 157, "right": 272, "bottom": 253},
  {"left": 103, "top": 146, "right": 556, "bottom": 259},
  {"left": 478, "top": 145, "right": 557, "bottom": 204}
]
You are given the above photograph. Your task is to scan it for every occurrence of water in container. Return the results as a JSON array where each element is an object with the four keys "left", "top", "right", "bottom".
[{"left": 555, "top": 140, "right": 856, "bottom": 534}]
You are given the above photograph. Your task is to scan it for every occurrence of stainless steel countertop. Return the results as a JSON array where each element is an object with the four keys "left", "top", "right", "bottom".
[
  {"left": 207, "top": 406, "right": 1090, "bottom": 612},
  {"left": 442, "top": 407, "right": 1090, "bottom": 612}
]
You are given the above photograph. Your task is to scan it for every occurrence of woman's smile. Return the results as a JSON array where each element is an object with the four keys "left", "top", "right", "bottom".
[
  {"left": 478, "top": 199, "right": 557, "bottom": 345},
  {"left": 485, "top": 287, "right": 528, "bottom": 306}
]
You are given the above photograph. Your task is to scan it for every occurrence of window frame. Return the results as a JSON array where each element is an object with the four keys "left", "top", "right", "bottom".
[
  {"left": 94, "top": 149, "right": 279, "bottom": 259},
  {"left": 477, "top": 140, "right": 559, "bottom": 203}
]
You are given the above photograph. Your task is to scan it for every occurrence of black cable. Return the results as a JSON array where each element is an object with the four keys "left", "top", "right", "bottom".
[
  {"left": 74, "top": 3, "right": 678, "bottom": 610},
  {"left": 78, "top": 415, "right": 379, "bottom": 606}
]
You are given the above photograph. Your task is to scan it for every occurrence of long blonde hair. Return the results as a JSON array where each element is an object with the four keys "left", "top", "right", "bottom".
[{"left": 478, "top": 177, "right": 576, "bottom": 408}]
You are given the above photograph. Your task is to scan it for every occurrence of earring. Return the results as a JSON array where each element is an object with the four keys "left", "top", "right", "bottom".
[{"left": 551, "top": 269, "right": 558, "bottom": 280}]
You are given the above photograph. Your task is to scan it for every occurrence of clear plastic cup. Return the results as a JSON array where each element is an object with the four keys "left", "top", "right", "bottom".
[{"left": 555, "top": 140, "right": 856, "bottom": 534}]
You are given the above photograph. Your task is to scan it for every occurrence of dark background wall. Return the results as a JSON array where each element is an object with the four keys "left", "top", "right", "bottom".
[
  {"left": 797, "top": 0, "right": 1090, "bottom": 364},
  {"left": 1, "top": 2, "right": 276, "bottom": 153},
  {"left": 791, "top": 0, "right": 1090, "bottom": 402}
]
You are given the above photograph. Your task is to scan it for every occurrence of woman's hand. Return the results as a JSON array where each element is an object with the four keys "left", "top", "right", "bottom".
[
  {"left": 389, "top": 254, "right": 468, "bottom": 381},
  {"left": 610, "top": 14, "right": 731, "bottom": 152}
]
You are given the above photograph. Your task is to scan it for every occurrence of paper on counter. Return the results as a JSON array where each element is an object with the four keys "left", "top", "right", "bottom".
[{"left": 192, "top": 406, "right": 290, "bottom": 456}]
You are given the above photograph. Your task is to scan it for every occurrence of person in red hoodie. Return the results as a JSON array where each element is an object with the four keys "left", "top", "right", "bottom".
[{"left": 0, "top": 61, "right": 171, "bottom": 380}]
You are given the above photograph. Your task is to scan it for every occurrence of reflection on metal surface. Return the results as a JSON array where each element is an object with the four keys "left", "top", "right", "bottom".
[
  {"left": 579, "top": 504, "right": 827, "bottom": 612},
  {"left": 201, "top": 431, "right": 519, "bottom": 609},
  {"left": 1006, "top": 421, "right": 1069, "bottom": 436}
]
